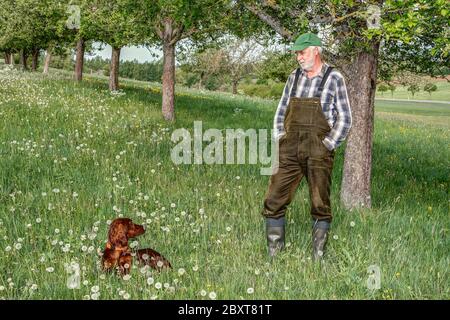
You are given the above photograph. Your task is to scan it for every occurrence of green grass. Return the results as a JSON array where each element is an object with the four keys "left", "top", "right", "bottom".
[
  {"left": 0, "top": 67, "right": 448, "bottom": 300},
  {"left": 375, "top": 100, "right": 450, "bottom": 117},
  {"left": 375, "top": 80, "right": 450, "bottom": 101}
]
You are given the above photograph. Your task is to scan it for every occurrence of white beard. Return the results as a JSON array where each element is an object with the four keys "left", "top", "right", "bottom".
[{"left": 300, "top": 59, "right": 314, "bottom": 71}]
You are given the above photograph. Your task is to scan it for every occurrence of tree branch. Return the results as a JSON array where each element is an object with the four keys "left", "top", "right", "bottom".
[{"left": 244, "top": 3, "right": 294, "bottom": 41}]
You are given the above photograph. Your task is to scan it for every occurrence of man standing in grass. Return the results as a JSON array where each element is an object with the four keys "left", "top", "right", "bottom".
[{"left": 262, "top": 33, "right": 352, "bottom": 260}]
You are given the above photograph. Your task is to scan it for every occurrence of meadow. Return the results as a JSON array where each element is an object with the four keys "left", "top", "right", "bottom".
[{"left": 0, "top": 66, "right": 448, "bottom": 299}]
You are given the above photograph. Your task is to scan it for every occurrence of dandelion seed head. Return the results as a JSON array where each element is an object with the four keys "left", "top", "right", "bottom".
[
  {"left": 91, "top": 286, "right": 99, "bottom": 293},
  {"left": 209, "top": 291, "right": 217, "bottom": 300}
]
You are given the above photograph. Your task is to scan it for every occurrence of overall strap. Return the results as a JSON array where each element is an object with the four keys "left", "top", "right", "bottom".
[
  {"left": 315, "top": 66, "right": 334, "bottom": 98},
  {"left": 289, "top": 68, "right": 302, "bottom": 98}
]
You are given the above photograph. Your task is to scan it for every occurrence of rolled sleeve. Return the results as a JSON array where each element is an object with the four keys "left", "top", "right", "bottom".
[{"left": 325, "top": 76, "right": 352, "bottom": 149}]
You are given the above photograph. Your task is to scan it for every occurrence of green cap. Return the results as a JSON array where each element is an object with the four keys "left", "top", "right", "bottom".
[{"left": 289, "top": 33, "right": 322, "bottom": 51}]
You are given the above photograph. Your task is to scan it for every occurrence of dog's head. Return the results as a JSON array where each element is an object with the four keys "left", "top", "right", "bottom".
[
  {"left": 102, "top": 218, "right": 145, "bottom": 272},
  {"left": 106, "top": 218, "right": 145, "bottom": 249}
]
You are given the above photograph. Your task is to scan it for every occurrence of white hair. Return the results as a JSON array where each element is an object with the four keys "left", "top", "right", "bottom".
[{"left": 311, "top": 46, "right": 323, "bottom": 57}]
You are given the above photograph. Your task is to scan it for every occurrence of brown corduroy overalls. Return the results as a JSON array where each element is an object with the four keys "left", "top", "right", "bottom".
[{"left": 262, "top": 67, "right": 335, "bottom": 222}]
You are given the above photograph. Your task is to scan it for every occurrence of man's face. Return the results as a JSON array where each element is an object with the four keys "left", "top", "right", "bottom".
[{"left": 296, "top": 47, "right": 316, "bottom": 71}]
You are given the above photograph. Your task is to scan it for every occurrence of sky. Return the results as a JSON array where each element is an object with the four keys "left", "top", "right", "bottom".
[{"left": 86, "top": 43, "right": 162, "bottom": 63}]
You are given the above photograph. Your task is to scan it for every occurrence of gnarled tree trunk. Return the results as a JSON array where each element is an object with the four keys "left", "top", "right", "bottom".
[
  {"left": 340, "top": 42, "right": 380, "bottom": 209},
  {"left": 109, "top": 46, "right": 121, "bottom": 91},
  {"left": 75, "top": 37, "right": 85, "bottom": 81}
]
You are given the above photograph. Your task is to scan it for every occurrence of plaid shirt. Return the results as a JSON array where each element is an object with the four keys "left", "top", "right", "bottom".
[{"left": 274, "top": 63, "right": 352, "bottom": 151}]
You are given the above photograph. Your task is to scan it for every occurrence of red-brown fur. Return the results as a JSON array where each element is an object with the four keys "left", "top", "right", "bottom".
[{"left": 101, "top": 218, "right": 171, "bottom": 275}]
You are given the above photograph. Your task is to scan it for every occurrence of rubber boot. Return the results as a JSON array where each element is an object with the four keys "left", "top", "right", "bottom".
[
  {"left": 312, "top": 219, "right": 330, "bottom": 261},
  {"left": 266, "top": 217, "right": 285, "bottom": 257}
]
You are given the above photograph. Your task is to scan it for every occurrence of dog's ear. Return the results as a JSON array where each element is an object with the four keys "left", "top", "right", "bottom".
[{"left": 108, "top": 220, "right": 129, "bottom": 248}]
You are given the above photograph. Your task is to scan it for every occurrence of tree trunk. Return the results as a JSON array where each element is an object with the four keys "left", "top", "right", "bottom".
[
  {"left": 109, "top": 47, "right": 121, "bottom": 91},
  {"left": 9, "top": 53, "right": 14, "bottom": 65},
  {"left": 4, "top": 51, "right": 11, "bottom": 64},
  {"left": 43, "top": 46, "right": 52, "bottom": 74},
  {"left": 74, "top": 38, "right": 85, "bottom": 81},
  {"left": 340, "top": 42, "right": 380, "bottom": 209},
  {"left": 31, "top": 48, "right": 39, "bottom": 71},
  {"left": 20, "top": 50, "right": 28, "bottom": 71},
  {"left": 162, "top": 42, "right": 176, "bottom": 121},
  {"left": 232, "top": 80, "right": 238, "bottom": 94}
]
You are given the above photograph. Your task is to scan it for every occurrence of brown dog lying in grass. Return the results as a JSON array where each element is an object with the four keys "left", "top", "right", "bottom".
[{"left": 101, "top": 218, "right": 171, "bottom": 275}]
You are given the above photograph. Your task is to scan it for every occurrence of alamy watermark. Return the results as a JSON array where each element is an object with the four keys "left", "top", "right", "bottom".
[
  {"left": 66, "top": 5, "right": 81, "bottom": 30},
  {"left": 366, "top": 264, "right": 381, "bottom": 290},
  {"left": 65, "top": 261, "right": 81, "bottom": 289},
  {"left": 170, "top": 121, "right": 281, "bottom": 175},
  {"left": 366, "top": 5, "right": 381, "bottom": 30}
]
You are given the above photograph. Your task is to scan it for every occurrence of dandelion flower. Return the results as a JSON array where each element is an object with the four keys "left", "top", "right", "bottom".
[
  {"left": 155, "top": 282, "right": 162, "bottom": 289},
  {"left": 147, "top": 277, "right": 154, "bottom": 285},
  {"left": 46, "top": 267, "right": 54, "bottom": 273},
  {"left": 350, "top": 221, "right": 356, "bottom": 227},
  {"left": 178, "top": 268, "right": 186, "bottom": 276},
  {"left": 14, "top": 243, "right": 22, "bottom": 250},
  {"left": 123, "top": 293, "right": 130, "bottom": 300},
  {"left": 200, "top": 289, "right": 207, "bottom": 296},
  {"left": 247, "top": 287, "right": 254, "bottom": 294}
]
